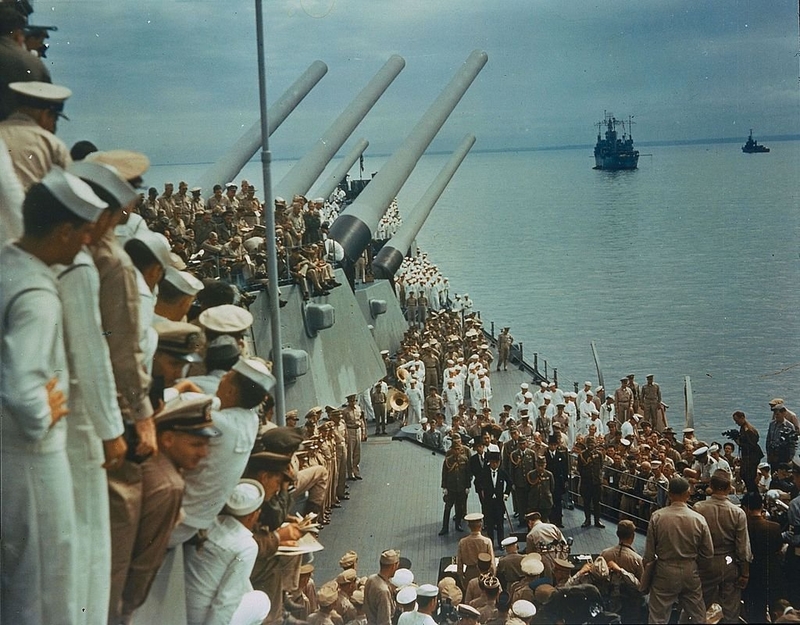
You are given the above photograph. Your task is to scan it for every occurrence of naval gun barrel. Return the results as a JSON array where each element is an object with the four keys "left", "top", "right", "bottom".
[
  {"left": 273, "top": 55, "right": 405, "bottom": 201},
  {"left": 373, "top": 133, "right": 475, "bottom": 278},
  {"left": 309, "top": 138, "right": 369, "bottom": 202},
  {"left": 328, "top": 50, "right": 488, "bottom": 262},
  {"left": 197, "top": 60, "right": 328, "bottom": 191}
]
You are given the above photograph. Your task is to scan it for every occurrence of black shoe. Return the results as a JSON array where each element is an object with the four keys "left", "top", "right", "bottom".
[
  {"left": 347, "top": 476, "right": 356, "bottom": 481},
  {"left": 455, "top": 525, "right": 464, "bottom": 532},
  {"left": 438, "top": 528, "right": 448, "bottom": 536},
  {"left": 279, "top": 299, "right": 288, "bottom": 308},
  {"left": 302, "top": 292, "right": 310, "bottom": 301},
  {"left": 332, "top": 503, "right": 342, "bottom": 509},
  {"left": 341, "top": 495, "right": 350, "bottom": 500},
  {"left": 355, "top": 475, "right": 363, "bottom": 480},
  {"left": 594, "top": 522, "right": 606, "bottom": 528},
  {"left": 557, "top": 523, "right": 565, "bottom": 528},
  {"left": 581, "top": 521, "right": 591, "bottom": 528}
]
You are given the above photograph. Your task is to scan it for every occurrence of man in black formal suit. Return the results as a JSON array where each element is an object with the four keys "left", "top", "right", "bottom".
[
  {"left": 545, "top": 435, "right": 569, "bottom": 528},
  {"left": 468, "top": 437, "right": 487, "bottom": 504},
  {"left": 479, "top": 444, "right": 512, "bottom": 547}
]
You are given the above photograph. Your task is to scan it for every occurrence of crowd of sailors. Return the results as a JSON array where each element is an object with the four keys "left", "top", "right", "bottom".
[{"left": 2, "top": 8, "right": 800, "bottom": 624}]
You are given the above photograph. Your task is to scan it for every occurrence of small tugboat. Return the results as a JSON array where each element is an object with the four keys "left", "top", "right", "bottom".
[
  {"left": 593, "top": 112, "right": 639, "bottom": 170},
  {"left": 742, "top": 129, "right": 770, "bottom": 153}
]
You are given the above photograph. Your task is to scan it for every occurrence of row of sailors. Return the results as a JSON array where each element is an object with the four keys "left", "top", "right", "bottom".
[{"left": 0, "top": 137, "right": 376, "bottom": 625}]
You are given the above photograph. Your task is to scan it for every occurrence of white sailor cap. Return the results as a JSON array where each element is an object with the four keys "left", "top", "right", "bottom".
[
  {"left": 595, "top": 386, "right": 604, "bottom": 392},
  {"left": 591, "top": 407, "right": 600, "bottom": 415},
  {"left": 520, "top": 383, "right": 529, "bottom": 389},
  {"left": 758, "top": 462, "right": 771, "bottom": 470},
  {"left": 39, "top": 167, "right": 107, "bottom": 222},
  {"left": 457, "top": 604, "right": 481, "bottom": 619},
  {"left": 620, "top": 438, "right": 632, "bottom": 447},
  {"left": 511, "top": 599, "right": 537, "bottom": 619},
  {"left": 586, "top": 390, "right": 594, "bottom": 396},
  {"left": 85, "top": 150, "right": 150, "bottom": 182},
  {"left": 225, "top": 181, "right": 237, "bottom": 189},
  {"left": 584, "top": 381, "right": 592, "bottom": 387},
  {"left": 709, "top": 444, "right": 720, "bottom": 453},
  {"left": 223, "top": 478, "right": 265, "bottom": 516},
  {"left": 9, "top": 81, "right": 71, "bottom": 118},
  {"left": 417, "top": 584, "right": 439, "bottom": 598},
  {"left": 524, "top": 392, "right": 533, "bottom": 400},
  {"left": 68, "top": 161, "right": 137, "bottom": 209},
  {"left": 199, "top": 304, "right": 254, "bottom": 333},
  {"left": 501, "top": 536, "right": 518, "bottom": 547},
  {"left": 132, "top": 229, "right": 172, "bottom": 269},
  {"left": 190, "top": 186, "right": 202, "bottom": 193},
  {"left": 520, "top": 554, "right": 544, "bottom": 576},
  {"left": 232, "top": 357, "right": 276, "bottom": 396},
  {"left": 693, "top": 446, "right": 709, "bottom": 456},
  {"left": 169, "top": 252, "right": 186, "bottom": 270},
  {"left": 396, "top": 586, "right": 417, "bottom": 605},
  {"left": 487, "top": 444, "right": 500, "bottom": 454},
  {"left": 164, "top": 268, "right": 204, "bottom": 296},
  {"left": 390, "top": 567, "right": 414, "bottom": 588},
  {"left": 542, "top": 393, "right": 552, "bottom": 400}
]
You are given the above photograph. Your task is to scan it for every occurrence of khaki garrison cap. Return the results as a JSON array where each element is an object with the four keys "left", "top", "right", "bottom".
[
  {"left": 155, "top": 321, "right": 203, "bottom": 362},
  {"left": 199, "top": 304, "right": 254, "bottom": 333},
  {"left": 155, "top": 395, "right": 220, "bottom": 437},
  {"left": 380, "top": 549, "right": 400, "bottom": 565},
  {"left": 317, "top": 582, "right": 338, "bottom": 607},
  {"left": 85, "top": 150, "right": 150, "bottom": 182},
  {"left": 339, "top": 550, "right": 358, "bottom": 568}
]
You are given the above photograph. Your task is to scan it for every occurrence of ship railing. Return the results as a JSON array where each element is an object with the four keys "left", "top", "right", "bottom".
[
  {"left": 481, "top": 318, "right": 581, "bottom": 391},
  {"left": 564, "top": 458, "right": 662, "bottom": 531}
]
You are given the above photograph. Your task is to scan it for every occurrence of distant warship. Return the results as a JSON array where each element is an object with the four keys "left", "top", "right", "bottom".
[{"left": 593, "top": 113, "right": 639, "bottom": 170}]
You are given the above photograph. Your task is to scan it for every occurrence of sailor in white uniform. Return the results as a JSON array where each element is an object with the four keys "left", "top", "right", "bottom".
[
  {"left": 406, "top": 379, "right": 425, "bottom": 425},
  {"left": 513, "top": 383, "right": 530, "bottom": 408},
  {"left": 1, "top": 168, "right": 106, "bottom": 625},
  {"left": 184, "top": 479, "right": 271, "bottom": 625},
  {"left": 59, "top": 161, "right": 135, "bottom": 625},
  {"left": 170, "top": 357, "right": 275, "bottom": 547},
  {"left": 443, "top": 379, "right": 463, "bottom": 420},
  {"left": 532, "top": 382, "right": 548, "bottom": 409}
]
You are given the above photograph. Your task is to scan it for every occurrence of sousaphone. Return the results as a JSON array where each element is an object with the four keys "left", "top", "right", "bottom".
[
  {"left": 388, "top": 388, "right": 409, "bottom": 412},
  {"left": 396, "top": 367, "right": 410, "bottom": 383}
]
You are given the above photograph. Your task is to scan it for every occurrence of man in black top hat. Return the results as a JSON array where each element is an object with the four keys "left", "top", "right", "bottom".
[{"left": 545, "top": 435, "right": 569, "bottom": 528}]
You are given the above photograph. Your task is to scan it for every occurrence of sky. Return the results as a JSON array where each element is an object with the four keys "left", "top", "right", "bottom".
[{"left": 39, "top": 0, "right": 800, "bottom": 165}]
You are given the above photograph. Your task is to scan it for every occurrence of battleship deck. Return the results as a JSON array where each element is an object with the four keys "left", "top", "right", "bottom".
[{"left": 310, "top": 425, "right": 645, "bottom": 588}]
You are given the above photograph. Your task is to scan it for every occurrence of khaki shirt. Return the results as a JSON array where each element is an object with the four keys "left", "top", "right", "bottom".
[
  {"left": 457, "top": 532, "right": 494, "bottom": 571},
  {"left": 693, "top": 494, "right": 752, "bottom": 562},
  {"left": 0, "top": 112, "right": 71, "bottom": 189},
  {"left": 643, "top": 501, "right": 714, "bottom": 563},
  {"left": 91, "top": 229, "right": 153, "bottom": 422},
  {"left": 599, "top": 543, "right": 644, "bottom": 581}
]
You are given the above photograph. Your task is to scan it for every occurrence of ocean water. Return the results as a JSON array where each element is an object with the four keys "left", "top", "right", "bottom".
[{"left": 150, "top": 140, "right": 800, "bottom": 442}]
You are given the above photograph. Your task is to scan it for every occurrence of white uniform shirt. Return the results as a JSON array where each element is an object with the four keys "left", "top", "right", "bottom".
[
  {"left": 172, "top": 406, "right": 259, "bottom": 544},
  {"left": 184, "top": 515, "right": 259, "bottom": 625}
]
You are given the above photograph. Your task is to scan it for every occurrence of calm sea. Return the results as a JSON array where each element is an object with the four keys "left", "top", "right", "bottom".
[{"left": 150, "top": 140, "right": 800, "bottom": 443}]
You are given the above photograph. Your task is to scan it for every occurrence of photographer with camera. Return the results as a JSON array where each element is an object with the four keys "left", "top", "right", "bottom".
[{"left": 728, "top": 411, "right": 763, "bottom": 493}]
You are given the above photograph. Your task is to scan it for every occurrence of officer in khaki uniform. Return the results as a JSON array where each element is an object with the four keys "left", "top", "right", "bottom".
[
  {"left": 693, "top": 471, "right": 752, "bottom": 623},
  {"left": 440, "top": 434, "right": 471, "bottom": 535},
  {"left": 643, "top": 476, "right": 714, "bottom": 624},
  {"left": 343, "top": 394, "right": 366, "bottom": 480}
]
